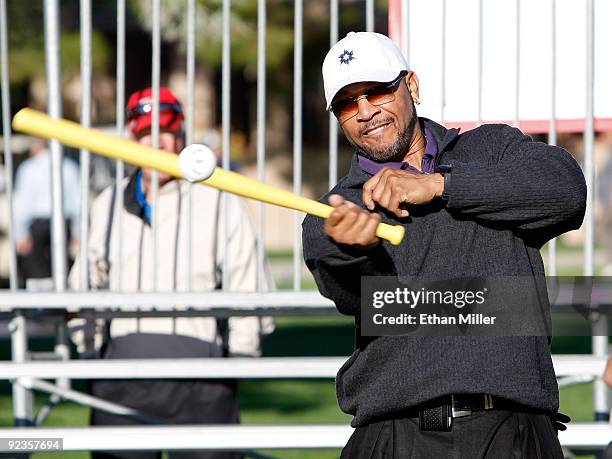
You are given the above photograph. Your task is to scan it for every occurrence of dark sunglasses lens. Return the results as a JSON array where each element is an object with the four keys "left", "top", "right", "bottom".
[
  {"left": 370, "top": 79, "right": 400, "bottom": 96},
  {"left": 332, "top": 99, "right": 347, "bottom": 114},
  {"left": 368, "top": 92, "right": 395, "bottom": 106},
  {"left": 334, "top": 100, "right": 358, "bottom": 120},
  {"left": 333, "top": 77, "right": 403, "bottom": 121},
  {"left": 363, "top": 79, "right": 401, "bottom": 107}
]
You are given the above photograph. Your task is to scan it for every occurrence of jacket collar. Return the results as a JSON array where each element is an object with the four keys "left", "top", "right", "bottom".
[
  {"left": 124, "top": 172, "right": 145, "bottom": 220},
  {"left": 124, "top": 170, "right": 182, "bottom": 223},
  {"left": 342, "top": 117, "right": 460, "bottom": 189}
]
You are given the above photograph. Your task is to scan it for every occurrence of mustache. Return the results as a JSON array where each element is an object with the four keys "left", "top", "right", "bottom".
[{"left": 359, "top": 118, "right": 394, "bottom": 136}]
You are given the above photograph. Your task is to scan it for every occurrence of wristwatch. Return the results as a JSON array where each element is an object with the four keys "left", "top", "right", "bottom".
[{"left": 435, "top": 164, "right": 451, "bottom": 202}]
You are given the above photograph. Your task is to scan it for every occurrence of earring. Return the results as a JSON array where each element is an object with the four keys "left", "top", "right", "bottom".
[{"left": 413, "top": 96, "right": 420, "bottom": 105}]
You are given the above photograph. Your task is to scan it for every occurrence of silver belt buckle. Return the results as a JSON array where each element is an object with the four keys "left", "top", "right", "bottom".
[
  {"left": 451, "top": 394, "right": 472, "bottom": 418},
  {"left": 451, "top": 394, "right": 495, "bottom": 419}
]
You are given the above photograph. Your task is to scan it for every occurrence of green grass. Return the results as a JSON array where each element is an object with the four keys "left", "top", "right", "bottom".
[
  {"left": 559, "top": 382, "right": 593, "bottom": 422},
  {"left": 0, "top": 318, "right": 607, "bottom": 459},
  {"left": 240, "top": 380, "right": 349, "bottom": 424},
  {"left": 265, "top": 250, "right": 295, "bottom": 261},
  {"left": 275, "top": 279, "right": 318, "bottom": 290}
]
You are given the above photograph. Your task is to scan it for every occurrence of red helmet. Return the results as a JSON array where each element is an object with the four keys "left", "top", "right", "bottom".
[{"left": 126, "top": 87, "right": 184, "bottom": 136}]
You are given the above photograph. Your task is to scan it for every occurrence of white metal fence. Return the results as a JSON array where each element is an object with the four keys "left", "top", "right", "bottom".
[{"left": 0, "top": 0, "right": 610, "bottom": 455}]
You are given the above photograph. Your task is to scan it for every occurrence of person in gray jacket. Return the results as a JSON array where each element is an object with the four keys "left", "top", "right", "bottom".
[
  {"left": 302, "top": 32, "right": 586, "bottom": 458},
  {"left": 69, "top": 87, "right": 273, "bottom": 459}
]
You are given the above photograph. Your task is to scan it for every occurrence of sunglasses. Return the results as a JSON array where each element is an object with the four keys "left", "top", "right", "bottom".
[
  {"left": 331, "top": 73, "right": 406, "bottom": 123},
  {"left": 126, "top": 102, "right": 182, "bottom": 120}
]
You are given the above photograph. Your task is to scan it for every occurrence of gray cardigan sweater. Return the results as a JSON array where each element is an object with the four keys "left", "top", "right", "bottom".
[{"left": 302, "top": 118, "right": 587, "bottom": 427}]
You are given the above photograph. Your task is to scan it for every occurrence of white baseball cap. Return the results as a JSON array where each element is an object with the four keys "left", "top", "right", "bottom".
[{"left": 322, "top": 31, "right": 409, "bottom": 111}]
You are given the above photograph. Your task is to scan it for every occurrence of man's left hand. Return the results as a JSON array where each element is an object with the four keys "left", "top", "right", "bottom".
[{"left": 362, "top": 168, "right": 444, "bottom": 218}]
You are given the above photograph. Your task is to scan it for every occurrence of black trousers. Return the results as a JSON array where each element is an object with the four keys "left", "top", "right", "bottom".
[
  {"left": 88, "top": 334, "right": 241, "bottom": 459},
  {"left": 90, "top": 379, "right": 241, "bottom": 459},
  {"left": 341, "top": 410, "right": 564, "bottom": 459},
  {"left": 17, "top": 218, "right": 72, "bottom": 286}
]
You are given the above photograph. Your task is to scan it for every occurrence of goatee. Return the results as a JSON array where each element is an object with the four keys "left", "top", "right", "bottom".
[{"left": 349, "top": 114, "right": 417, "bottom": 163}]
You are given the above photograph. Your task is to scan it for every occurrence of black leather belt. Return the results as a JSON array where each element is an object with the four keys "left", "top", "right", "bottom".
[{"left": 418, "top": 394, "right": 496, "bottom": 432}]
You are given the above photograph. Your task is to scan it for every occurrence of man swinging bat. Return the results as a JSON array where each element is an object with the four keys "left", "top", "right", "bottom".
[{"left": 302, "top": 31, "right": 586, "bottom": 458}]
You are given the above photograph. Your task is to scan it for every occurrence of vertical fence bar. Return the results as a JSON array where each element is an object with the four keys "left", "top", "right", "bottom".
[
  {"left": 440, "top": 0, "right": 446, "bottom": 123},
  {"left": 79, "top": 0, "right": 92, "bottom": 290},
  {"left": 221, "top": 0, "right": 231, "bottom": 290},
  {"left": 10, "top": 314, "right": 33, "bottom": 426},
  {"left": 366, "top": 0, "right": 374, "bottom": 32},
  {"left": 151, "top": 0, "right": 161, "bottom": 291},
  {"left": 186, "top": 0, "right": 196, "bottom": 291},
  {"left": 47, "top": 0, "right": 70, "bottom": 406},
  {"left": 115, "top": 0, "right": 126, "bottom": 291},
  {"left": 514, "top": 0, "right": 520, "bottom": 128},
  {"left": 583, "top": 2, "right": 595, "bottom": 281},
  {"left": 477, "top": 0, "right": 483, "bottom": 126},
  {"left": 76, "top": 2, "right": 92, "bottom": 394},
  {"left": 2, "top": 0, "right": 32, "bottom": 430},
  {"left": 256, "top": 0, "right": 266, "bottom": 291},
  {"left": 402, "top": 0, "right": 409, "bottom": 65},
  {"left": 328, "top": 0, "right": 338, "bottom": 189},
  {"left": 44, "top": 1, "right": 72, "bottom": 397},
  {"left": 547, "top": 0, "right": 557, "bottom": 276},
  {"left": 0, "top": 0, "right": 17, "bottom": 290},
  {"left": 584, "top": 0, "right": 609, "bottom": 421},
  {"left": 44, "top": 0, "right": 67, "bottom": 292},
  {"left": 293, "top": 0, "right": 303, "bottom": 291}
]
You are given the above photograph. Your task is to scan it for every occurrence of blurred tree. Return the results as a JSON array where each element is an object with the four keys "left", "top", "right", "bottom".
[
  {"left": 6, "top": 0, "right": 112, "bottom": 85},
  {"left": 127, "top": 0, "right": 295, "bottom": 72}
]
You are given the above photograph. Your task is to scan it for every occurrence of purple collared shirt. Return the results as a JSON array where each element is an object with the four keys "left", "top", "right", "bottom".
[{"left": 357, "top": 127, "right": 438, "bottom": 176}]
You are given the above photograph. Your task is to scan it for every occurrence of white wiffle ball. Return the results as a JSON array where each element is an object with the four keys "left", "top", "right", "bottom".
[{"left": 179, "top": 144, "right": 217, "bottom": 182}]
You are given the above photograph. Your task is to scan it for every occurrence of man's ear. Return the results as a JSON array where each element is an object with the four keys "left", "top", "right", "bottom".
[{"left": 405, "top": 71, "right": 420, "bottom": 103}]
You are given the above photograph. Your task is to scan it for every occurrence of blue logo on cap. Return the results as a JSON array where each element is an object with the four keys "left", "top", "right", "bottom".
[{"left": 339, "top": 50, "right": 355, "bottom": 65}]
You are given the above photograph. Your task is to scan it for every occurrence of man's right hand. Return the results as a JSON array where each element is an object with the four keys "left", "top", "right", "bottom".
[{"left": 324, "top": 194, "right": 380, "bottom": 247}]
